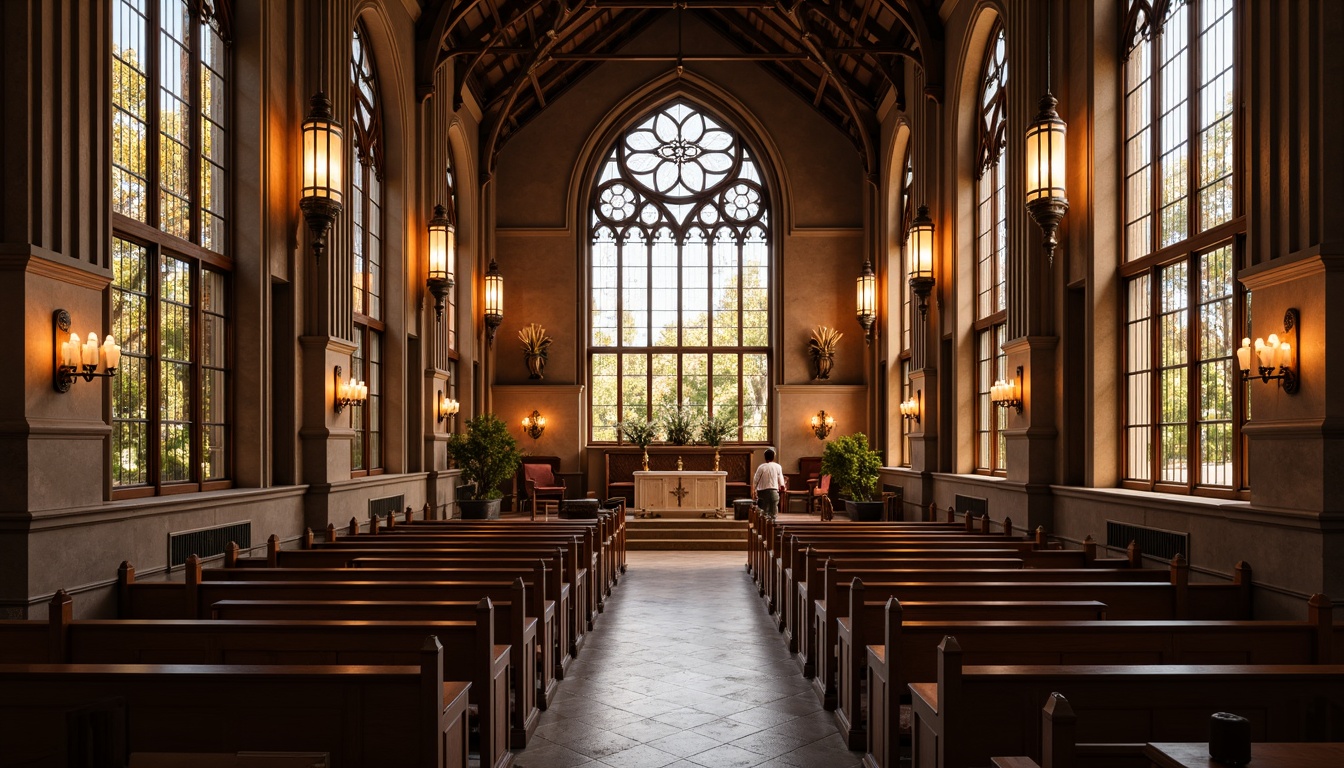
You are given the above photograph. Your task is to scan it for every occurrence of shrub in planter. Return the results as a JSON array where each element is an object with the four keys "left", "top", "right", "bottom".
[
  {"left": 447, "top": 413, "right": 523, "bottom": 518},
  {"left": 820, "top": 432, "right": 883, "bottom": 520}
]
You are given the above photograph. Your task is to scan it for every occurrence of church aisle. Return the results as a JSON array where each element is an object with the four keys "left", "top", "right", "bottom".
[{"left": 511, "top": 551, "right": 864, "bottom": 768}]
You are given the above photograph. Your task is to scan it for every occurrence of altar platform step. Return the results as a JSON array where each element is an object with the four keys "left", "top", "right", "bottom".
[{"left": 624, "top": 519, "right": 748, "bottom": 551}]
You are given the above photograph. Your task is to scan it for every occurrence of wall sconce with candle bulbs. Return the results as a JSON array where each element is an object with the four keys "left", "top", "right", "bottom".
[
  {"left": 521, "top": 410, "right": 546, "bottom": 440},
  {"left": 437, "top": 389, "right": 460, "bottom": 423},
  {"left": 483, "top": 257, "right": 504, "bottom": 346},
  {"left": 907, "top": 204, "right": 936, "bottom": 318},
  {"left": 298, "top": 91, "right": 344, "bottom": 263},
  {"left": 810, "top": 410, "right": 835, "bottom": 440},
  {"left": 990, "top": 366, "right": 1023, "bottom": 413},
  {"left": 900, "top": 391, "right": 921, "bottom": 423},
  {"left": 333, "top": 366, "right": 367, "bottom": 414},
  {"left": 1238, "top": 308, "right": 1299, "bottom": 393},
  {"left": 426, "top": 203, "right": 455, "bottom": 320},
  {"left": 53, "top": 309, "right": 119, "bottom": 392}
]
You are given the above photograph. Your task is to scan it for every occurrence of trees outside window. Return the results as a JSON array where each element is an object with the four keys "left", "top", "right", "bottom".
[
  {"left": 350, "top": 21, "right": 384, "bottom": 475},
  {"left": 974, "top": 21, "right": 1008, "bottom": 474},
  {"left": 588, "top": 101, "right": 771, "bottom": 444},
  {"left": 1122, "top": 0, "right": 1242, "bottom": 494},
  {"left": 111, "top": 0, "right": 231, "bottom": 495}
]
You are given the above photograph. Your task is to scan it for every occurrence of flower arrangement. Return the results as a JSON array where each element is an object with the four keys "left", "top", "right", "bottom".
[
  {"left": 697, "top": 411, "right": 737, "bottom": 447},
  {"left": 659, "top": 405, "right": 699, "bottom": 446},
  {"left": 617, "top": 417, "right": 658, "bottom": 448}
]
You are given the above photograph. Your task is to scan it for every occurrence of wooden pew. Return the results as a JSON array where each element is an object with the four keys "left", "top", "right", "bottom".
[
  {"left": 813, "top": 559, "right": 1252, "bottom": 718},
  {"left": 208, "top": 557, "right": 571, "bottom": 681},
  {"left": 907, "top": 636, "right": 1344, "bottom": 768},
  {"left": 392, "top": 516, "right": 624, "bottom": 598},
  {"left": 0, "top": 591, "right": 514, "bottom": 768},
  {"left": 0, "top": 637, "right": 470, "bottom": 768},
  {"left": 861, "top": 593, "right": 1336, "bottom": 768},
  {"left": 232, "top": 538, "right": 589, "bottom": 654},
  {"left": 313, "top": 528, "right": 604, "bottom": 624},
  {"left": 790, "top": 547, "right": 1097, "bottom": 680},
  {"left": 118, "top": 562, "right": 542, "bottom": 744}
]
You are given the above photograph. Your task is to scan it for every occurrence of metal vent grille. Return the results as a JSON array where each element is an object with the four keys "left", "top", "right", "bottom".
[
  {"left": 369, "top": 494, "right": 404, "bottom": 521},
  {"left": 169, "top": 521, "right": 251, "bottom": 567},
  {"left": 1106, "top": 521, "right": 1189, "bottom": 561},
  {"left": 955, "top": 494, "right": 987, "bottom": 518}
]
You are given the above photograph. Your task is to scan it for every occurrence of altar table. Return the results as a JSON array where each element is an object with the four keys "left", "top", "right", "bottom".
[{"left": 633, "top": 470, "right": 727, "bottom": 517}]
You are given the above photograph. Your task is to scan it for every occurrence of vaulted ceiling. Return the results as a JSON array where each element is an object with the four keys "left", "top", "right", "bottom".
[{"left": 415, "top": 1, "right": 944, "bottom": 175}]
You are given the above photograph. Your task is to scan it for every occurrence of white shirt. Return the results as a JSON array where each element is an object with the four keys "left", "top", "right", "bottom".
[{"left": 752, "top": 461, "right": 786, "bottom": 493}]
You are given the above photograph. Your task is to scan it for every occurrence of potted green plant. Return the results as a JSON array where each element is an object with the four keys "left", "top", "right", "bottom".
[
  {"left": 820, "top": 431, "right": 884, "bottom": 521},
  {"left": 659, "top": 404, "right": 699, "bottom": 446},
  {"left": 618, "top": 417, "right": 658, "bottom": 471},
  {"left": 447, "top": 413, "right": 523, "bottom": 519},
  {"left": 697, "top": 411, "right": 736, "bottom": 471}
]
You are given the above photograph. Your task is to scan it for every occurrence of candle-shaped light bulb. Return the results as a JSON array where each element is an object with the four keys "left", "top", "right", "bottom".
[
  {"left": 1277, "top": 342, "right": 1292, "bottom": 370},
  {"left": 63, "top": 332, "right": 79, "bottom": 367},
  {"left": 101, "top": 335, "right": 120, "bottom": 371},
  {"left": 82, "top": 332, "right": 98, "bottom": 367},
  {"left": 1236, "top": 339, "right": 1251, "bottom": 372}
]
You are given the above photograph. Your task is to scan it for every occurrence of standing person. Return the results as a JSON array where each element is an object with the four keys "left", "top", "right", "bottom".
[{"left": 752, "top": 448, "right": 787, "bottom": 519}]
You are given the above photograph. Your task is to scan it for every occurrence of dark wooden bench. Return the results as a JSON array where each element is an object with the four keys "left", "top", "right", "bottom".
[
  {"left": 0, "top": 591, "right": 513, "bottom": 768},
  {"left": 207, "top": 559, "right": 570, "bottom": 681},
  {"left": 907, "top": 636, "right": 1344, "bottom": 768},
  {"left": 812, "top": 559, "right": 1252, "bottom": 721},
  {"left": 118, "top": 562, "right": 543, "bottom": 744},
  {"left": 0, "top": 638, "right": 470, "bottom": 768},
  {"left": 861, "top": 592, "right": 1336, "bottom": 768}
]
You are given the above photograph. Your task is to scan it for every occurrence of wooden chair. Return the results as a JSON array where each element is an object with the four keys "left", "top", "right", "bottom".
[{"left": 523, "top": 462, "right": 565, "bottom": 520}]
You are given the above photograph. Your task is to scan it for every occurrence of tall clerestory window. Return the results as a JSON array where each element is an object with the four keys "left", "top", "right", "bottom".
[
  {"left": 974, "top": 22, "right": 1008, "bottom": 474},
  {"left": 899, "top": 151, "right": 914, "bottom": 467},
  {"left": 439, "top": 154, "right": 460, "bottom": 423},
  {"left": 1122, "top": 0, "right": 1240, "bottom": 494},
  {"left": 350, "top": 21, "right": 384, "bottom": 475},
  {"left": 589, "top": 101, "right": 771, "bottom": 442},
  {"left": 111, "top": 0, "right": 231, "bottom": 496}
]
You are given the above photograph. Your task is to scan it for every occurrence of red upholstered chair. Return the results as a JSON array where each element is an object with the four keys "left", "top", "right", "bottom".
[
  {"left": 783, "top": 456, "right": 824, "bottom": 514},
  {"left": 524, "top": 462, "right": 566, "bottom": 520},
  {"left": 808, "top": 474, "right": 832, "bottom": 515}
]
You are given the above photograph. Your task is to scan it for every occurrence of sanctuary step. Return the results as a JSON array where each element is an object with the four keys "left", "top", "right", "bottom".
[{"left": 625, "top": 518, "right": 748, "bottom": 551}]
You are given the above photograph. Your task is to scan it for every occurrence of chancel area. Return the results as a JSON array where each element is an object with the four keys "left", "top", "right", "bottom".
[{"left": 2, "top": 0, "right": 1344, "bottom": 765}]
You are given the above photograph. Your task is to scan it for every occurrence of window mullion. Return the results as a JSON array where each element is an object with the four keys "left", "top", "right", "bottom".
[
  {"left": 1148, "top": 268, "right": 1161, "bottom": 489},
  {"left": 149, "top": 245, "right": 165, "bottom": 493},
  {"left": 1187, "top": 253, "right": 1199, "bottom": 492},
  {"left": 1187, "top": 0, "right": 1201, "bottom": 244},
  {"left": 147, "top": 0, "right": 162, "bottom": 231},
  {"left": 190, "top": 258, "right": 202, "bottom": 487},
  {"left": 188, "top": 4, "right": 203, "bottom": 247}
]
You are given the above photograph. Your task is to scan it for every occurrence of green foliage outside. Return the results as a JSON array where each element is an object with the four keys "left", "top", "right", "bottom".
[
  {"left": 447, "top": 413, "right": 523, "bottom": 499},
  {"left": 821, "top": 432, "right": 882, "bottom": 503}
]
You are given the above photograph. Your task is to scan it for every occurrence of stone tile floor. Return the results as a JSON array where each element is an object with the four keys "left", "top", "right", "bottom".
[{"left": 511, "top": 550, "right": 864, "bottom": 768}]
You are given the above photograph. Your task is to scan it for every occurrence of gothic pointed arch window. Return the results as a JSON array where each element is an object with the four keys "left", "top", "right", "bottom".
[
  {"left": 974, "top": 21, "right": 1008, "bottom": 474},
  {"left": 439, "top": 151, "right": 460, "bottom": 420},
  {"left": 350, "top": 20, "right": 384, "bottom": 475},
  {"left": 899, "top": 150, "right": 914, "bottom": 467},
  {"left": 588, "top": 101, "right": 771, "bottom": 442},
  {"left": 111, "top": 0, "right": 232, "bottom": 496},
  {"left": 1121, "top": 0, "right": 1242, "bottom": 495}
]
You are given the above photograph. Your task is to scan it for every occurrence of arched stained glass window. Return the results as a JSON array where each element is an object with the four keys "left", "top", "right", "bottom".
[
  {"left": 350, "top": 20, "right": 383, "bottom": 474},
  {"left": 588, "top": 101, "right": 771, "bottom": 443},
  {"left": 975, "top": 21, "right": 1008, "bottom": 474}
]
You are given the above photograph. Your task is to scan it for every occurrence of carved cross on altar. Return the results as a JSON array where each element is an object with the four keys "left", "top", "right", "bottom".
[{"left": 669, "top": 479, "right": 690, "bottom": 506}]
